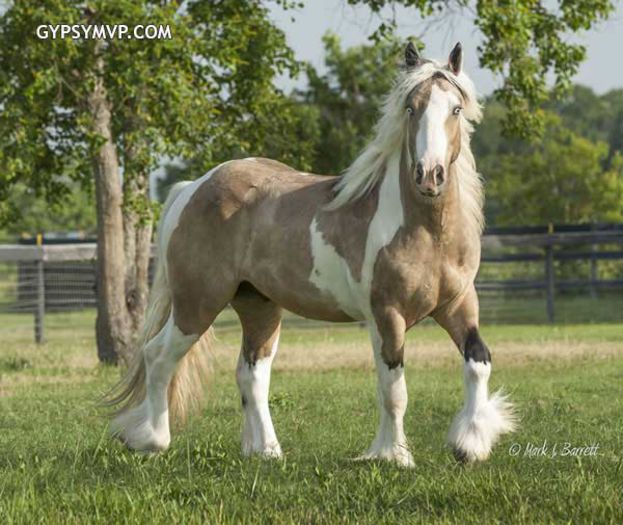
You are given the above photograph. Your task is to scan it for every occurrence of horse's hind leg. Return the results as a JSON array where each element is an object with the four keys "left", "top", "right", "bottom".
[
  {"left": 231, "top": 285, "right": 282, "bottom": 458},
  {"left": 435, "top": 286, "right": 517, "bottom": 462},
  {"left": 112, "top": 313, "right": 202, "bottom": 452}
]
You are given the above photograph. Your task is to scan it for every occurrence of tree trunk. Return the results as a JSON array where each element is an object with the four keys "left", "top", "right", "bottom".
[
  {"left": 88, "top": 41, "right": 154, "bottom": 365},
  {"left": 89, "top": 53, "right": 132, "bottom": 365},
  {"left": 122, "top": 168, "right": 153, "bottom": 340}
]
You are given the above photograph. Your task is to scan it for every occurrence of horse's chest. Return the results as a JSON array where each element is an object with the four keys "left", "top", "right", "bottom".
[{"left": 371, "top": 243, "right": 476, "bottom": 322}]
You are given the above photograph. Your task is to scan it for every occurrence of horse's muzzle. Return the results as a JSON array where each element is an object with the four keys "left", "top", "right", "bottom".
[{"left": 415, "top": 161, "right": 445, "bottom": 197}]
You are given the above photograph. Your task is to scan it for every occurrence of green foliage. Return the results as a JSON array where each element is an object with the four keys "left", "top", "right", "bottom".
[
  {"left": 476, "top": 104, "right": 623, "bottom": 226},
  {"left": 154, "top": 32, "right": 397, "bottom": 198},
  {"left": 155, "top": 162, "right": 199, "bottom": 204},
  {"left": 0, "top": 0, "right": 306, "bottom": 225},
  {"left": 296, "top": 33, "right": 401, "bottom": 175},
  {"left": 1, "top": 1, "right": 621, "bottom": 230},
  {"left": 548, "top": 85, "right": 623, "bottom": 167},
  {"left": 0, "top": 181, "right": 96, "bottom": 238},
  {"left": 347, "top": 0, "right": 614, "bottom": 138}
]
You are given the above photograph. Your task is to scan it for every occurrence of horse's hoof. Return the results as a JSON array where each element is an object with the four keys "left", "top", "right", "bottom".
[{"left": 452, "top": 447, "right": 469, "bottom": 464}]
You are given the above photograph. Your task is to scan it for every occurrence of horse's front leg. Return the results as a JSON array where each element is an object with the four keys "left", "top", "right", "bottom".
[
  {"left": 359, "top": 309, "right": 414, "bottom": 468},
  {"left": 436, "top": 286, "right": 517, "bottom": 463}
]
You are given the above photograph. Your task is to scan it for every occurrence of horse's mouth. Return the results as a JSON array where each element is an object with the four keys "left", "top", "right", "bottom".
[{"left": 418, "top": 189, "right": 441, "bottom": 198}]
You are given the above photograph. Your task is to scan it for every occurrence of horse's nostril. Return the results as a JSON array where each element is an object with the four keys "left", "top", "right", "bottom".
[
  {"left": 434, "top": 165, "right": 445, "bottom": 185},
  {"left": 415, "top": 162, "right": 425, "bottom": 184}
]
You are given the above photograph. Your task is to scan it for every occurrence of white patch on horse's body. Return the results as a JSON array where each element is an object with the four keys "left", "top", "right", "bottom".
[
  {"left": 447, "top": 359, "right": 516, "bottom": 461},
  {"left": 359, "top": 149, "right": 404, "bottom": 303},
  {"left": 236, "top": 336, "right": 282, "bottom": 457},
  {"left": 110, "top": 315, "right": 199, "bottom": 452},
  {"left": 357, "top": 324, "right": 414, "bottom": 467},
  {"left": 309, "top": 217, "right": 363, "bottom": 319},
  {"left": 309, "top": 150, "right": 404, "bottom": 320}
]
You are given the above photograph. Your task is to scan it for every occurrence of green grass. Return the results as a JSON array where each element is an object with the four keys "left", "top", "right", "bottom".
[{"left": 0, "top": 320, "right": 622, "bottom": 523}]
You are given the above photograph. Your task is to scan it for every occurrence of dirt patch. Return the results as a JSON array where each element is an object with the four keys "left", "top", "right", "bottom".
[
  {"left": 0, "top": 371, "right": 96, "bottom": 395},
  {"left": 209, "top": 336, "right": 623, "bottom": 372}
]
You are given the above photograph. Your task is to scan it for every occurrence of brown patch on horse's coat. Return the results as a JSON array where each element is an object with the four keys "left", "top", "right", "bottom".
[
  {"left": 405, "top": 77, "right": 434, "bottom": 117},
  {"left": 436, "top": 78, "right": 463, "bottom": 163},
  {"left": 370, "top": 157, "right": 479, "bottom": 334},
  {"left": 373, "top": 308, "right": 407, "bottom": 368}
]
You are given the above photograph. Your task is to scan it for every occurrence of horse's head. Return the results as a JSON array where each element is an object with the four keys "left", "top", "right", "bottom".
[{"left": 403, "top": 42, "right": 467, "bottom": 199}]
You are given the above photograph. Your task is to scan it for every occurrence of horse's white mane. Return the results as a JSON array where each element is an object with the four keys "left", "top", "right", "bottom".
[{"left": 325, "top": 59, "right": 484, "bottom": 234}]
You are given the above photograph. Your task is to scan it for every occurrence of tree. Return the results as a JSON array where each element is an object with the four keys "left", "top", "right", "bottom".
[
  {"left": 484, "top": 114, "right": 623, "bottom": 225},
  {"left": 152, "top": 33, "right": 398, "bottom": 196},
  {"left": 347, "top": 0, "right": 614, "bottom": 138},
  {"left": 548, "top": 85, "right": 623, "bottom": 167},
  {"left": 0, "top": 0, "right": 301, "bottom": 364},
  {"left": 296, "top": 33, "right": 399, "bottom": 175},
  {"left": 0, "top": 181, "right": 96, "bottom": 239}
]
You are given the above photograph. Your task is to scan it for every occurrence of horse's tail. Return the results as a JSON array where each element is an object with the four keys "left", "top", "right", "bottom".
[{"left": 103, "top": 181, "right": 213, "bottom": 427}]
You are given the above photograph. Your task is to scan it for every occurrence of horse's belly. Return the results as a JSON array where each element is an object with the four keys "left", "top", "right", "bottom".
[
  {"left": 278, "top": 294, "right": 359, "bottom": 323},
  {"left": 246, "top": 271, "right": 362, "bottom": 323}
]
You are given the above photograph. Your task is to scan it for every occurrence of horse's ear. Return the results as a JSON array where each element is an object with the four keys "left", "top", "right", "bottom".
[
  {"left": 448, "top": 42, "right": 463, "bottom": 75},
  {"left": 405, "top": 41, "right": 420, "bottom": 68}
]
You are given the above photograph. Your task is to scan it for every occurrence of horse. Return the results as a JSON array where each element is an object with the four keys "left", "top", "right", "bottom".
[{"left": 105, "top": 42, "right": 516, "bottom": 467}]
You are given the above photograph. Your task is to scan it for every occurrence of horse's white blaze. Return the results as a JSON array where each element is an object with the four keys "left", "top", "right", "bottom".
[
  {"left": 309, "top": 150, "right": 404, "bottom": 320},
  {"left": 236, "top": 336, "right": 282, "bottom": 458},
  {"left": 110, "top": 316, "right": 199, "bottom": 451},
  {"left": 358, "top": 324, "right": 414, "bottom": 467},
  {"left": 415, "top": 84, "right": 460, "bottom": 170},
  {"left": 447, "top": 358, "right": 516, "bottom": 461}
]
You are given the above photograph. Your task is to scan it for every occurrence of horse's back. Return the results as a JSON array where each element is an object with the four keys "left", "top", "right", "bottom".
[{"left": 213, "top": 157, "right": 332, "bottom": 193}]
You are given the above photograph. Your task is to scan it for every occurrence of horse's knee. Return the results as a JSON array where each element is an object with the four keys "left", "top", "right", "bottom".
[
  {"left": 381, "top": 344, "right": 404, "bottom": 370},
  {"left": 463, "top": 327, "right": 491, "bottom": 364},
  {"left": 373, "top": 309, "right": 406, "bottom": 369}
]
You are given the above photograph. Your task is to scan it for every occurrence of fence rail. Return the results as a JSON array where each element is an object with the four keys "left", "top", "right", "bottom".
[{"left": 1, "top": 224, "right": 622, "bottom": 343}]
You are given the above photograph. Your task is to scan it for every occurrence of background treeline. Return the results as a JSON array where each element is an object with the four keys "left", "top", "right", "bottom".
[
  {"left": 3, "top": 34, "right": 622, "bottom": 239},
  {"left": 157, "top": 35, "right": 623, "bottom": 228}
]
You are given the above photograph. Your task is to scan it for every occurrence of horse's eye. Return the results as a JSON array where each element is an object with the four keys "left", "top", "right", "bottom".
[
  {"left": 406, "top": 107, "right": 414, "bottom": 116},
  {"left": 453, "top": 106, "right": 462, "bottom": 116}
]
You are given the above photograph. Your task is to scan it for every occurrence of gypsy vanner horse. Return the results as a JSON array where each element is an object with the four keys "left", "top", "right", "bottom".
[{"left": 106, "top": 42, "right": 516, "bottom": 467}]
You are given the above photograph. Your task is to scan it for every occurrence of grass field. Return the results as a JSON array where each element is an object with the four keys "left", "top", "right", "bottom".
[{"left": 0, "top": 312, "right": 622, "bottom": 523}]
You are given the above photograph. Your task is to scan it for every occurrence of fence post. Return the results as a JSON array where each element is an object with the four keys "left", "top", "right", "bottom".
[
  {"left": 545, "top": 224, "right": 555, "bottom": 323},
  {"left": 34, "top": 233, "right": 45, "bottom": 344},
  {"left": 589, "top": 225, "right": 598, "bottom": 298}
]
